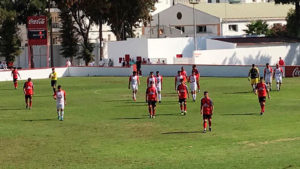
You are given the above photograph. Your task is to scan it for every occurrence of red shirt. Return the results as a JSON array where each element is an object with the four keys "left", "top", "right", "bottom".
[
  {"left": 256, "top": 82, "right": 267, "bottom": 97},
  {"left": 181, "top": 70, "right": 187, "bottom": 78},
  {"left": 24, "top": 81, "right": 34, "bottom": 95},
  {"left": 12, "top": 70, "right": 18, "bottom": 79},
  {"left": 177, "top": 84, "right": 188, "bottom": 99},
  {"left": 279, "top": 59, "right": 285, "bottom": 66},
  {"left": 193, "top": 68, "right": 200, "bottom": 79},
  {"left": 146, "top": 86, "right": 157, "bottom": 101},
  {"left": 201, "top": 97, "right": 213, "bottom": 115}
]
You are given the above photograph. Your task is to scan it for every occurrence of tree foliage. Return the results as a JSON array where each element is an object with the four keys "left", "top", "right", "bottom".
[
  {"left": 108, "top": 0, "right": 155, "bottom": 40},
  {"left": 244, "top": 20, "right": 271, "bottom": 36},
  {"left": 275, "top": 0, "right": 300, "bottom": 38}
]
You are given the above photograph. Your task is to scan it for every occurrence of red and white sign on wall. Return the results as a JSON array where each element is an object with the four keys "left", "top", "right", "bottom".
[
  {"left": 285, "top": 66, "right": 300, "bottom": 77},
  {"left": 27, "top": 16, "right": 48, "bottom": 45}
]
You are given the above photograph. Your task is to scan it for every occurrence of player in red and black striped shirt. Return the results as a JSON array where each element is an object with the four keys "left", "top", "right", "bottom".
[
  {"left": 255, "top": 77, "right": 270, "bottom": 115},
  {"left": 201, "top": 91, "right": 214, "bottom": 133},
  {"left": 146, "top": 81, "right": 158, "bottom": 118},
  {"left": 177, "top": 79, "right": 189, "bottom": 115}
]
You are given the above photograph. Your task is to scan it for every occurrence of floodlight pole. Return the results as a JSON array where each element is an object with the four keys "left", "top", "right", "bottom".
[{"left": 189, "top": 0, "right": 199, "bottom": 51}]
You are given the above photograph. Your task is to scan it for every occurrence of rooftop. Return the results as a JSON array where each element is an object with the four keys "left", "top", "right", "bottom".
[
  {"left": 214, "top": 37, "right": 300, "bottom": 46},
  {"left": 181, "top": 2, "right": 294, "bottom": 20}
]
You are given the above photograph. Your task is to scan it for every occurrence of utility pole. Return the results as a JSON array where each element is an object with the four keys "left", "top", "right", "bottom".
[{"left": 48, "top": 0, "right": 54, "bottom": 67}]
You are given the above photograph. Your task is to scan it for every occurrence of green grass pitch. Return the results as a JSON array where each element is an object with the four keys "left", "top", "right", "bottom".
[{"left": 0, "top": 76, "right": 300, "bottom": 169}]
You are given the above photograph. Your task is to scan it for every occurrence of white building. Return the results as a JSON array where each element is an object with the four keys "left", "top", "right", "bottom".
[{"left": 145, "top": 2, "right": 293, "bottom": 38}]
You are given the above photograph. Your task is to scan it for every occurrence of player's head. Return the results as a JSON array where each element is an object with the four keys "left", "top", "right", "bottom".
[
  {"left": 52, "top": 67, "right": 55, "bottom": 72},
  {"left": 177, "top": 71, "right": 181, "bottom": 75},
  {"left": 204, "top": 91, "right": 208, "bottom": 97},
  {"left": 150, "top": 71, "right": 153, "bottom": 76},
  {"left": 181, "top": 66, "right": 184, "bottom": 70},
  {"left": 192, "top": 65, "right": 196, "bottom": 69},
  {"left": 28, "top": 78, "right": 31, "bottom": 82},
  {"left": 13, "top": 67, "right": 16, "bottom": 70},
  {"left": 252, "top": 64, "right": 255, "bottom": 68},
  {"left": 279, "top": 57, "right": 282, "bottom": 60},
  {"left": 57, "top": 85, "right": 61, "bottom": 90},
  {"left": 156, "top": 71, "right": 159, "bottom": 75},
  {"left": 276, "top": 64, "right": 279, "bottom": 68},
  {"left": 260, "top": 77, "right": 264, "bottom": 82},
  {"left": 133, "top": 71, "right": 137, "bottom": 75},
  {"left": 266, "top": 63, "right": 269, "bottom": 67}
]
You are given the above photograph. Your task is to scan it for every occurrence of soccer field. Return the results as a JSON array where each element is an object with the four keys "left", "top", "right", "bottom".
[{"left": 0, "top": 76, "right": 300, "bottom": 169}]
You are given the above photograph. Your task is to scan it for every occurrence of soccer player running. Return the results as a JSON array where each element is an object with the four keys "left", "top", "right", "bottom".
[
  {"left": 200, "top": 91, "right": 214, "bottom": 133},
  {"left": 11, "top": 67, "right": 21, "bottom": 89},
  {"left": 248, "top": 64, "right": 260, "bottom": 93},
  {"left": 192, "top": 65, "right": 200, "bottom": 92},
  {"left": 49, "top": 68, "right": 58, "bottom": 94},
  {"left": 264, "top": 63, "right": 273, "bottom": 91},
  {"left": 23, "top": 78, "right": 34, "bottom": 109},
  {"left": 147, "top": 71, "right": 157, "bottom": 88},
  {"left": 128, "top": 71, "right": 140, "bottom": 101},
  {"left": 156, "top": 71, "right": 163, "bottom": 103},
  {"left": 146, "top": 81, "right": 158, "bottom": 118},
  {"left": 177, "top": 78, "right": 189, "bottom": 115},
  {"left": 189, "top": 70, "right": 198, "bottom": 102},
  {"left": 255, "top": 77, "right": 270, "bottom": 115},
  {"left": 53, "top": 85, "right": 66, "bottom": 121},
  {"left": 273, "top": 64, "right": 284, "bottom": 91}
]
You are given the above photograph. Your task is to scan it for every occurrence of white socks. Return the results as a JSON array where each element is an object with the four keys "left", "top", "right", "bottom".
[
  {"left": 158, "top": 94, "right": 161, "bottom": 101},
  {"left": 192, "top": 94, "right": 196, "bottom": 101}
]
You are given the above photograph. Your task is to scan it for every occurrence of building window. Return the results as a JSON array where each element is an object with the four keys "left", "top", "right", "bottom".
[
  {"left": 216, "top": 0, "right": 220, "bottom": 3},
  {"left": 177, "top": 12, "right": 182, "bottom": 20},
  {"left": 228, "top": 25, "right": 238, "bottom": 32},
  {"left": 208, "top": 0, "right": 212, "bottom": 3},
  {"left": 197, "top": 26, "right": 207, "bottom": 33},
  {"left": 175, "top": 26, "right": 185, "bottom": 33}
]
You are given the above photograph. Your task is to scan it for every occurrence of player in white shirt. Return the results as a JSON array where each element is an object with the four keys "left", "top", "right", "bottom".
[
  {"left": 128, "top": 71, "right": 140, "bottom": 101},
  {"left": 273, "top": 64, "right": 284, "bottom": 91},
  {"left": 147, "top": 72, "right": 157, "bottom": 88},
  {"left": 155, "top": 71, "right": 163, "bottom": 103},
  {"left": 53, "top": 85, "right": 66, "bottom": 121},
  {"left": 189, "top": 71, "right": 198, "bottom": 102},
  {"left": 264, "top": 63, "right": 273, "bottom": 91},
  {"left": 175, "top": 71, "right": 183, "bottom": 91}
]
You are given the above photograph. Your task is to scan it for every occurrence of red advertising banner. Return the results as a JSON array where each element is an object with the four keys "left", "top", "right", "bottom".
[
  {"left": 27, "top": 16, "right": 48, "bottom": 45},
  {"left": 285, "top": 66, "right": 300, "bottom": 77}
]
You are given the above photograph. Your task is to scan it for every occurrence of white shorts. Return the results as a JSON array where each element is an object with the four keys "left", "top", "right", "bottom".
[
  {"left": 265, "top": 75, "right": 272, "bottom": 83},
  {"left": 275, "top": 76, "right": 282, "bottom": 83},
  {"left": 156, "top": 85, "right": 161, "bottom": 92},
  {"left": 57, "top": 103, "right": 64, "bottom": 110},
  {"left": 131, "top": 85, "right": 138, "bottom": 91},
  {"left": 190, "top": 83, "right": 197, "bottom": 92}
]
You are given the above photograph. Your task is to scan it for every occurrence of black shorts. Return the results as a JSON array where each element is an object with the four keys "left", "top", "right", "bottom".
[
  {"left": 51, "top": 80, "right": 57, "bottom": 87},
  {"left": 13, "top": 78, "right": 17, "bottom": 83},
  {"left": 148, "top": 100, "right": 157, "bottom": 107},
  {"left": 25, "top": 95, "right": 32, "bottom": 100},
  {"left": 203, "top": 114, "right": 212, "bottom": 120},
  {"left": 259, "top": 97, "right": 266, "bottom": 103},
  {"left": 179, "top": 98, "right": 186, "bottom": 103}
]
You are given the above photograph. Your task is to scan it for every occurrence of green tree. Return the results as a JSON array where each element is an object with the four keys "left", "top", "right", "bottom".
[
  {"left": 275, "top": 0, "right": 300, "bottom": 38},
  {"left": 59, "top": 6, "right": 78, "bottom": 64},
  {"left": 244, "top": 20, "right": 271, "bottom": 36},
  {"left": 0, "top": 12, "right": 21, "bottom": 64},
  {"left": 108, "top": 0, "right": 155, "bottom": 40}
]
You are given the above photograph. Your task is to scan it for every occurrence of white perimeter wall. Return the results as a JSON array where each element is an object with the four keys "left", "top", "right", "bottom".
[
  {"left": 194, "top": 43, "right": 300, "bottom": 65},
  {"left": 206, "top": 39, "right": 236, "bottom": 49}
]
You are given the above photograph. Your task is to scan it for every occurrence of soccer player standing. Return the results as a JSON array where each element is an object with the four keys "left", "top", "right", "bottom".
[
  {"left": 255, "top": 77, "right": 270, "bottom": 115},
  {"left": 177, "top": 79, "right": 189, "bottom": 115},
  {"left": 192, "top": 65, "right": 200, "bottom": 92},
  {"left": 200, "top": 91, "right": 214, "bottom": 133},
  {"left": 175, "top": 71, "right": 183, "bottom": 91},
  {"left": 11, "top": 67, "right": 21, "bottom": 89},
  {"left": 23, "top": 78, "right": 34, "bottom": 109},
  {"left": 146, "top": 81, "right": 158, "bottom": 118},
  {"left": 156, "top": 71, "right": 163, "bottom": 103},
  {"left": 273, "top": 64, "right": 284, "bottom": 91},
  {"left": 189, "top": 71, "right": 198, "bottom": 102},
  {"left": 49, "top": 68, "right": 57, "bottom": 94},
  {"left": 248, "top": 64, "right": 260, "bottom": 92},
  {"left": 128, "top": 71, "right": 140, "bottom": 101},
  {"left": 147, "top": 72, "right": 157, "bottom": 88},
  {"left": 53, "top": 85, "right": 66, "bottom": 121},
  {"left": 264, "top": 63, "right": 273, "bottom": 91}
]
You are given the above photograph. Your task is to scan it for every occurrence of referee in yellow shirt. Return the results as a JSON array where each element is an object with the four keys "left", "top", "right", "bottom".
[
  {"left": 248, "top": 64, "right": 260, "bottom": 93},
  {"left": 49, "top": 68, "right": 58, "bottom": 94}
]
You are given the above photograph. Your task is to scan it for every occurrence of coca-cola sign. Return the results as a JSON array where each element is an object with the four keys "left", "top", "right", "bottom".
[
  {"left": 285, "top": 66, "right": 300, "bottom": 77},
  {"left": 27, "top": 16, "right": 47, "bottom": 29}
]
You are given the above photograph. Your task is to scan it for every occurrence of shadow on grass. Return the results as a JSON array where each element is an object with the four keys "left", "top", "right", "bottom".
[
  {"left": 222, "top": 113, "right": 257, "bottom": 116},
  {"left": 22, "top": 119, "right": 56, "bottom": 122},
  {"left": 162, "top": 131, "right": 201, "bottom": 135},
  {"left": 112, "top": 117, "right": 144, "bottom": 120},
  {"left": 0, "top": 108, "right": 23, "bottom": 111},
  {"left": 224, "top": 91, "right": 251, "bottom": 95}
]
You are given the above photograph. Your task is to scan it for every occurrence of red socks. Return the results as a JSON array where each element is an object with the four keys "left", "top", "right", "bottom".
[
  {"left": 180, "top": 104, "right": 183, "bottom": 111},
  {"left": 203, "top": 121, "right": 207, "bottom": 129},
  {"left": 14, "top": 83, "right": 17, "bottom": 88},
  {"left": 29, "top": 101, "right": 32, "bottom": 107},
  {"left": 261, "top": 104, "right": 265, "bottom": 112},
  {"left": 184, "top": 104, "right": 187, "bottom": 111}
]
